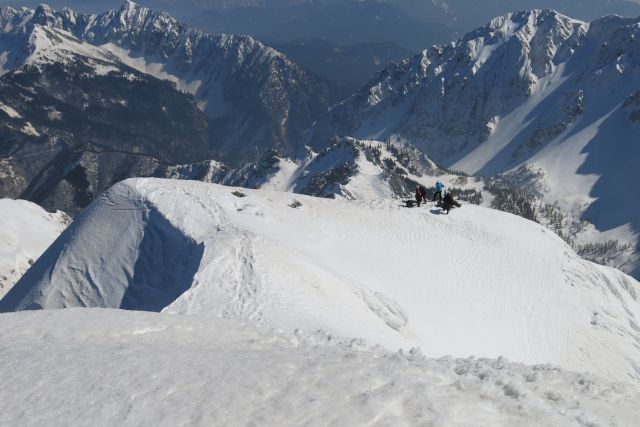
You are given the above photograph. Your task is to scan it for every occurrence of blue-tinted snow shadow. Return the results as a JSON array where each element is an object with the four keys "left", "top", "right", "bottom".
[
  {"left": 575, "top": 106, "right": 640, "bottom": 234},
  {"left": 473, "top": 74, "right": 592, "bottom": 176},
  {"left": 473, "top": 93, "right": 639, "bottom": 235},
  {"left": 466, "top": 37, "right": 614, "bottom": 176},
  {"left": 119, "top": 207, "right": 204, "bottom": 312}
]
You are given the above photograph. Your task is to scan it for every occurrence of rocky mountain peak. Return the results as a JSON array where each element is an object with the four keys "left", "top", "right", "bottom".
[
  {"left": 32, "top": 4, "right": 55, "bottom": 26},
  {"left": 84, "top": 1, "right": 184, "bottom": 52},
  {"left": 113, "top": 0, "right": 174, "bottom": 33},
  {"left": 338, "top": 8, "right": 589, "bottom": 119},
  {"left": 452, "top": 9, "right": 587, "bottom": 81}
]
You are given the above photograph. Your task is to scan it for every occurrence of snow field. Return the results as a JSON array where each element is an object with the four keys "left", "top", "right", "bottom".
[
  {"left": 0, "top": 308, "right": 638, "bottom": 427},
  {"left": 4, "top": 178, "right": 640, "bottom": 386}
]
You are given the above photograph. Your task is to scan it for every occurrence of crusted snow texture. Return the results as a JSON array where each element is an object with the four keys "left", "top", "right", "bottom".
[{"left": 1, "top": 308, "right": 639, "bottom": 427}]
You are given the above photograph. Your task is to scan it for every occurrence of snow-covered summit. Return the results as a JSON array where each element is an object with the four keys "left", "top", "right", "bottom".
[{"left": 3, "top": 178, "right": 639, "bottom": 384}]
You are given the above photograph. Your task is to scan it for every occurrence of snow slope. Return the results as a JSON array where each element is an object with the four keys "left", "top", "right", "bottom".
[
  {"left": 3, "top": 178, "right": 640, "bottom": 385},
  {"left": 1, "top": 308, "right": 638, "bottom": 426},
  {"left": 0, "top": 199, "right": 68, "bottom": 298}
]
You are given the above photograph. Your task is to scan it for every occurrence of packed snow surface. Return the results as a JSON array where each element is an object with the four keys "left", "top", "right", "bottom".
[
  {"left": 3, "top": 178, "right": 640, "bottom": 385},
  {"left": 0, "top": 309, "right": 638, "bottom": 427},
  {"left": 0, "top": 199, "right": 68, "bottom": 298}
]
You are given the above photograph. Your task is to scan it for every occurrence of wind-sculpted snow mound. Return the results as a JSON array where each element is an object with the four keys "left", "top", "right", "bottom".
[
  {"left": 1, "top": 309, "right": 639, "bottom": 426},
  {"left": 2, "top": 178, "right": 640, "bottom": 384},
  {"left": 1, "top": 185, "right": 204, "bottom": 311}
]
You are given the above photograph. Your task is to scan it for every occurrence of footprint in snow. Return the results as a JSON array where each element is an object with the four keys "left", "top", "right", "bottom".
[{"left": 357, "top": 289, "right": 409, "bottom": 332}]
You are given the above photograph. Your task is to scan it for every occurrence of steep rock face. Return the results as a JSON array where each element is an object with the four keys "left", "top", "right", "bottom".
[{"left": 81, "top": 1, "right": 334, "bottom": 162}]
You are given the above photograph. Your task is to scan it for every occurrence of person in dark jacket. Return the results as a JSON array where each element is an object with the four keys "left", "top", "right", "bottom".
[
  {"left": 441, "top": 192, "right": 461, "bottom": 214},
  {"left": 415, "top": 185, "right": 425, "bottom": 207}
]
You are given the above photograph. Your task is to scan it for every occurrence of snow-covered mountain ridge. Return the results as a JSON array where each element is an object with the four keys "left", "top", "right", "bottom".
[
  {"left": 167, "top": 136, "right": 636, "bottom": 279},
  {"left": 3, "top": 178, "right": 639, "bottom": 385},
  {"left": 313, "top": 8, "right": 640, "bottom": 168},
  {"left": 307, "top": 9, "right": 640, "bottom": 278},
  {"left": 180, "top": 137, "right": 446, "bottom": 201}
]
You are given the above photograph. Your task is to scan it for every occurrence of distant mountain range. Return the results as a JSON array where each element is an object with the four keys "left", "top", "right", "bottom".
[
  {"left": 0, "top": 1, "right": 335, "bottom": 214},
  {"left": 185, "top": 0, "right": 453, "bottom": 52},
  {"left": 2, "top": 0, "right": 455, "bottom": 51},
  {"left": 6, "top": 1, "right": 640, "bottom": 53}
]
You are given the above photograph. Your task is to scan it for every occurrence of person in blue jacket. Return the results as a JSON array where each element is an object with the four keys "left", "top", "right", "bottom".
[{"left": 432, "top": 181, "right": 444, "bottom": 202}]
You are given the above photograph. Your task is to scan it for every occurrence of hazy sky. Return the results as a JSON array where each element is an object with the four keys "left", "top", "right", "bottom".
[
  {"left": 2, "top": 0, "right": 640, "bottom": 17},
  {"left": 1, "top": 0, "right": 639, "bottom": 51}
]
